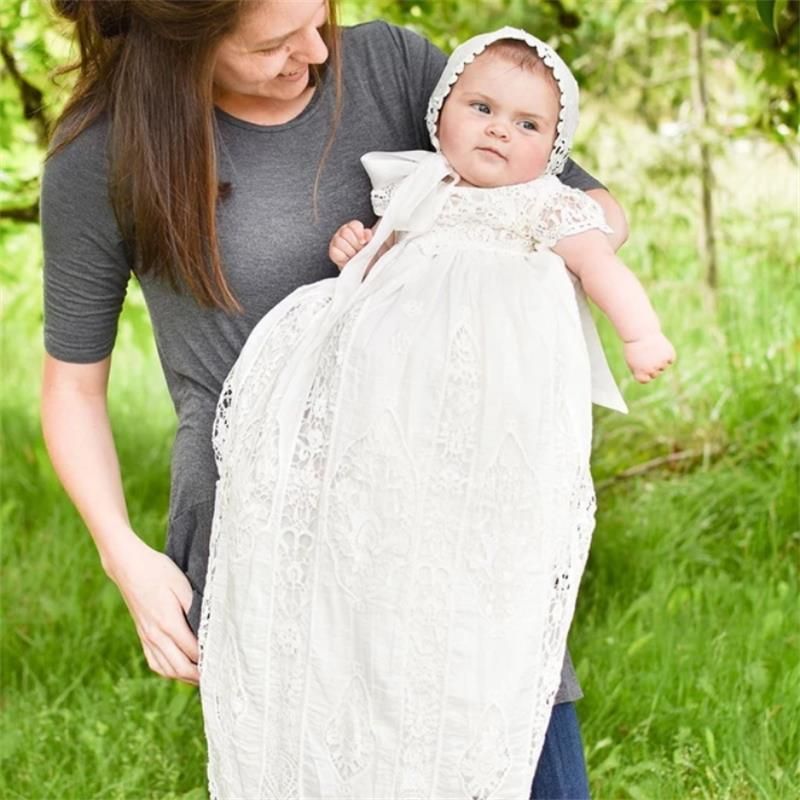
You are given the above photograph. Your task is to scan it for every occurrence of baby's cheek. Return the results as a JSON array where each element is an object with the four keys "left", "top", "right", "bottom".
[{"left": 522, "top": 147, "right": 551, "bottom": 180}]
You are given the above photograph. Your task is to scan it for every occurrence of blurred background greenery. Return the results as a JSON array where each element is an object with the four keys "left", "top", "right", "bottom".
[{"left": 1, "top": 1, "right": 798, "bottom": 798}]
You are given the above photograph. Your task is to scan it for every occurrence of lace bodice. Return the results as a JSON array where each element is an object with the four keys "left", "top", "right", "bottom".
[{"left": 371, "top": 175, "right": 611, "bottom": 250}]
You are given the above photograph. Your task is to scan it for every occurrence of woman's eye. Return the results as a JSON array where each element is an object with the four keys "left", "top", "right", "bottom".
[
  {"left": 471, "top": 102, "right": 491, "bottom": 114},
  {"left": 519, "top": 120, "right": 537, "bottom": 132}
]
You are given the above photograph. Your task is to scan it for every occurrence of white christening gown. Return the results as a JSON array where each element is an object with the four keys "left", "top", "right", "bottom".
[{"left": 199, "top": 152, "right": 627, "bottom": 800}]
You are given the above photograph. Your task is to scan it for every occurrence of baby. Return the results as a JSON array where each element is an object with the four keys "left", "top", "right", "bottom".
[
  {"left": 330, "top": 36, "right": 675, "bottom": 384},
  {"left": 201, "top": 28, "right": 675, "bottom": 800}
]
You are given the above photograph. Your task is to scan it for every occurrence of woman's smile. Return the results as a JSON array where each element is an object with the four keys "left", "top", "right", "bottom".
[{"left": 278, "top": 66, "right": 309, "bottom": 82}]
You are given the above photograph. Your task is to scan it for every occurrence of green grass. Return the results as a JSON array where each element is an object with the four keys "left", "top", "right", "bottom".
[{"left": 2, "top": 146, "right": 798, "bottom": 798}]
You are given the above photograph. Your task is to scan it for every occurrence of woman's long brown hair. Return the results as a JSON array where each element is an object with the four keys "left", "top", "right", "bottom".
[{"left": 50, "top": 0, "right": 342, "bottom": 312}]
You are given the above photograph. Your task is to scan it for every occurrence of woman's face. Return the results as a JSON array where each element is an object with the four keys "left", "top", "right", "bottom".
[{"left": 213, "top": 1, "right": 329, "bottom": 109}]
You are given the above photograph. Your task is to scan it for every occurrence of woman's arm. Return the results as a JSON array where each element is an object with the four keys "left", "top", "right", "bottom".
[
  {"left": 553, "top": 230, "right": 675, "bottom": 382},
  {"left": 586, "top": 189, "right": 629, "bottom": 252},
  {"left": 41, "top": 354, "right": 199, "bottom": 683}
]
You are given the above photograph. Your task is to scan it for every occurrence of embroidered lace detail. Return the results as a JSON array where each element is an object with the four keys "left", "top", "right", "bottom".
[
  {"left": 325, "top": 676, "right": 377, "bottom": 783},
  {"left": 260, "top": 753, "right": 300, "bottom": 800},
  {"left": 327, "top": 411, "right": 415, "bottom": 607},
  {"left": 526, "top": 346, "right": 596, "bottom": 766},
  {"left": 258, "top": 308, "right": 360, "bottom": 800},
  {"left": 211, "top": 296, "right": 332, "bottom": 471},
  {"left": 204, "top": 633, "right": 247, "bottom": 796},
  {"left": 464, "top": 435, "right": 543, "bottom": 619},
  {"left": 530, "top": 184, "right": 612, "bottom": 249},
  {"left": 396, "top": 323, "right": 481, "bottom": 799},
  {"left": 371, "top": 182, "right": 399, "bottom": 217},
  {"left": 459, "top": 705, "right": 512, "bottom": 800},
  {"left": 200, "top": 295, "right": 331, "bottom": 633},
  {"left": 199, "top": 293, "right": 336, "bottom": 800},
  {"left": 370, "top": 177, "right": 609, "bottom": 254}
]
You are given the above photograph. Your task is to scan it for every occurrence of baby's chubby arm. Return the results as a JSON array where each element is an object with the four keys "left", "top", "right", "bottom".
[{"left": 553, "top": 230, "right": 676, "bottom": 382}]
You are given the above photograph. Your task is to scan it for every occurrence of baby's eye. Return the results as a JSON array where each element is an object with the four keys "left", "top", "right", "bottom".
[
  {"left": 470, "top": 102, "right": 491, "bottom": 114},
  {"left": 518, "top": 120, "right": 537, "bottom": 132}
]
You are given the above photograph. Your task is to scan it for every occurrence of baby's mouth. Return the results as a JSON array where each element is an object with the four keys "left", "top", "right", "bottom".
[{"left": 476, "top": 146, "right": 507, "bottom": 160}]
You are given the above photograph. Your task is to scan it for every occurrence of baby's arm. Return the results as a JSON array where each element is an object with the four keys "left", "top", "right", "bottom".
[
  {"left": 329, "top": 220, "right": 373, "bottom": 270},
  {"left": 553, "top": 230, "right": 676, "bottom": 382},
  {"left": 329, "top": 220, "right": 395, "bottom": 273}
]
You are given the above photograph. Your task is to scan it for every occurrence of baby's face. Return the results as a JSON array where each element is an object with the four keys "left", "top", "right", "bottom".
[{"left": 437, "top": 52, "right": 559, "bottom": 187}]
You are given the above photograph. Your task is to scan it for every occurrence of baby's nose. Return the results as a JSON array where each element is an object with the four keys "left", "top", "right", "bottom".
[{"left": 487, "top": 122, "right": 510, "bottom": 140}]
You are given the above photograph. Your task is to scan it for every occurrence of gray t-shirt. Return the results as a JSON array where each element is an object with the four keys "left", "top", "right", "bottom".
[{"left": 42, "top": 21, "right": 601, "bottom": 702}]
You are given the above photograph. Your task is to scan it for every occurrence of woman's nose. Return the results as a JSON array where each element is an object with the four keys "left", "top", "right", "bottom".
[{"left": 293, "top": 26, "right": 329, "bottom": 65}]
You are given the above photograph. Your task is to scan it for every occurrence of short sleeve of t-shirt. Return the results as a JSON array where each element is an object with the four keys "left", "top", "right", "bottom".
[
  {"left": 558, "top": 158, "right": 605, "bottom": 192},
  {"left": 377, "top": 22, "right": 447, "bottom": 148},
  {"left": 40, "top": 121, "right": 131, "bottom": 363}
]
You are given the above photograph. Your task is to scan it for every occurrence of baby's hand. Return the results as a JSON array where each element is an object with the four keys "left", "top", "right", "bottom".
[
  {"left": 624, "top": 332, "right": 676, "bottom": 383},
  {"left": 329, "top": 220, "right": 372, "bottom": 270}
]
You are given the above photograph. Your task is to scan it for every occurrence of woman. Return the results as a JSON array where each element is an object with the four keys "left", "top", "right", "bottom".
[{"left": 41, "top": 2, "right": 627, "bottom": 796}]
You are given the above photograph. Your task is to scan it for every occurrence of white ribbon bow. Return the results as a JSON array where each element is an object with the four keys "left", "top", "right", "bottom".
[{"left": 329, "top": 150, "right": 456, "bottom": 314}]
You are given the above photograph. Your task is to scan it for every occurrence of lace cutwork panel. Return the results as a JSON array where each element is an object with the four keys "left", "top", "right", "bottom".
[
  {"left": 395, "top": 323, "right": 481, "bottom": 799},
  {"left": 258, "top": 308, "right": 361, "bottom": 800},
  {"left": 529, "top": 184, "right": 612, "bottom": 248},
  {"left": 327, "top": 411, "right": 415, "bottom": 608},
  {"left": 201, "top": 294, "right": 334, "bottom": 800},
  {"left": 458, "top": 706, "right": 512, "bottom": 800},
  {"left": 464, "top": 435, "right": 544, "bottom": 620},
  {"left": 372, "top": 176, "right": 610, "bottom": 251},
  {"left": 525, "top": 343, "right": 596, "bottom": 767},
  {"left": 325, "top": 676, "right": 377, "bottom": 785}
]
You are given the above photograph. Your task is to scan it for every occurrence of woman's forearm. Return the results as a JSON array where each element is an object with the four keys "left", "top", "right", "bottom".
[
  {"left": 41, "top": 355, "right": 199, "bottom": 681},
  {"left": 40, "top": 356, "right": 139, "bottom": 574}
]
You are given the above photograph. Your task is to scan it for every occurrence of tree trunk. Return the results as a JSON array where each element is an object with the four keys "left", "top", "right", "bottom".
[{"left": 691, "top": 24, "right": 718, "bottom": 289}]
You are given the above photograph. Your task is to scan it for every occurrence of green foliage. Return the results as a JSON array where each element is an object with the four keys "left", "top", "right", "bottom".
[
  {"left": 342, "top": 0, "right": 799, "bottom": 144},
  {"left": 0, "top": 0, "right": 69, "bottom": 217},
  {"left": 756, "top": 0, "right": 791, "bottom": 32},
  {"left": 2, "top": 2, "right": 798, "bottom": 798}
]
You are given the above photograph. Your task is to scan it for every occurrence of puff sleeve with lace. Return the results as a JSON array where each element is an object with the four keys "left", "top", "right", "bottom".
[{"left": 525, "top": 176, "right": 612, "bottom": 250}]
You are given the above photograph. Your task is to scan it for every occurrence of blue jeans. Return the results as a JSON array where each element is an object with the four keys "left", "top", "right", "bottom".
[{"left": 530, "top": 702, "right": 591, "bottom": 800}]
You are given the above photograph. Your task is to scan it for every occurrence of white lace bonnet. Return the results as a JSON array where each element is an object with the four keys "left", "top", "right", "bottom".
[{"left": 425, "top": 27, "right": 579, "bottom": 176}]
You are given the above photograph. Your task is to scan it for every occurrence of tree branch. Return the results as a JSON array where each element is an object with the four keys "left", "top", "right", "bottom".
[
  {"left": 0, "top": 38, "right": 51, "bottom": 149},
  {"left": 597, "top": 444, "right": 727, "bottom": 489},
  {"left": 0, "top": 201, "right": 40, "bottom": 224}
]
